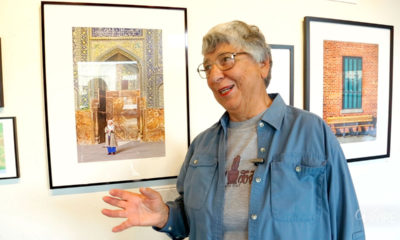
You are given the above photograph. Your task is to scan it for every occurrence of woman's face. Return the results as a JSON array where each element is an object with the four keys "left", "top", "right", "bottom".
[{"left": 204, "top": 43, "right": 270, "bottom": 120}]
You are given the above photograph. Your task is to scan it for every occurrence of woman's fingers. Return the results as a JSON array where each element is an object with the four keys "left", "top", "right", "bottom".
[
  {"left": 139, "top": 187, "right": 162, "bottom": 201},
  {"left": 109, "top": 189, "right": 142, "bottom": 201},
  {"left": 102, "top": 188, "right": 168, "bottom": 230},
  {"left": 112, "top": 220, "right": 132, "bottom": 233},
  {"left": 102, "top": 195, "right": 127, "bottom": 209},
  {"left": 108, "top": 189, "right": 127, "bottom": 199},
  {"left": 101, "top": 208, "right": 126, "bottom": 218}
]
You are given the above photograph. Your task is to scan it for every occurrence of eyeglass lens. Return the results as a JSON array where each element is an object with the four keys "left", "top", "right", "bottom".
[{"left": 198, "top": 53, "right": 236, "bottom": 79}]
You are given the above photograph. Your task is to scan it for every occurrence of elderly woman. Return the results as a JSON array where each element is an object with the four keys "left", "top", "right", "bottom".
[
  {"left": 105, "top": 119, "right": 117, "bottom": 155},
  {"left": 102, "top": 21, "right": 365, "bottom": 240}
]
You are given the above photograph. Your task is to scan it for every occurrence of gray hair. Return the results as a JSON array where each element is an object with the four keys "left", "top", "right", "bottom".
[{"left": 202, "top": 20, "right": 273, "bottom": 88}]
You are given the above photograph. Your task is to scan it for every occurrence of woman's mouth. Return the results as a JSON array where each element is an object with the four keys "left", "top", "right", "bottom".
[{"left": 218, "top": 85, "right": 234, "bottom": 96}]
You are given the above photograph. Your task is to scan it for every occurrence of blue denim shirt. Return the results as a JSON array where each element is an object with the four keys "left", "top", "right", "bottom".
[{"left": 157, "top": 94, "right": 365, "bottom": 240}]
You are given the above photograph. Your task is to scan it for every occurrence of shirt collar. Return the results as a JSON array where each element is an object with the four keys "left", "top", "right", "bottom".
[
  {"left": 219, "top": 93, "right": 287, "bottom": 133},
  {"left": 261, "top": 93, "right": 286, "bottom": 131},
  {"left": 220, "top": 112, "right": 230, "bottom": 134}
]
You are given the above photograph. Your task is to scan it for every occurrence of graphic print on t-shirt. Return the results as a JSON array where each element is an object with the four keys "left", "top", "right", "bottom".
[{"left": 226, "top": 155, "right": 255, "bottom": 187}]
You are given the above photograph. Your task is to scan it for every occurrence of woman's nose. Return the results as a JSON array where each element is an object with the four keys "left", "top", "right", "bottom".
[{"left": 207, "top": 64, "right": 224, "bottom": 82}]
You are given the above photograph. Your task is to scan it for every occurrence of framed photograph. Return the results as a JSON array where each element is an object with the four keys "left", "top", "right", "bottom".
[
  {"left": 42, "top": 2, "right": 189, "bottom": 188},
  {"left": 268, "top": 44, "right": 294, "bottom": 106},
  {"left": 304, "top": 16, "right": 393, "bottom": 161},
  {"left": 0, "top": 38, "right": 4, "bottom": 107},
  {"left": 0, "top": 117, "right": 19, "bottom": 180}
]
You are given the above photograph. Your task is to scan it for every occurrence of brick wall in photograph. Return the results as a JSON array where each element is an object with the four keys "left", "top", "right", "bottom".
[{"left": 323, "top": 40, "right": 378, "bottom": 120}]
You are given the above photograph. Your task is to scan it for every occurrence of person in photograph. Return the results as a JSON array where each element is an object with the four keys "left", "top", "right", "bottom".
[
  {"left": 105, "top": 119, "right": 117, "bottom": 155},
  {"left": 102, "top": 20, "right": 365, "bottom": 240}
]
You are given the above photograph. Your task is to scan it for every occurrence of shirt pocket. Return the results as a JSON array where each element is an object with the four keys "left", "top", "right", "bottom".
[
  {"left": 270, "top": 157, "right": 326, "bottom": 222},
  {"left": 184, "top": 155, "right": 217, "bottom": 210}
]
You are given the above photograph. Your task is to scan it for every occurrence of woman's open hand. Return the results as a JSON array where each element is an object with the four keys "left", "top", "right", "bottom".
[{"left": 102, "top": 188, "right": 169, "bottom": 232}]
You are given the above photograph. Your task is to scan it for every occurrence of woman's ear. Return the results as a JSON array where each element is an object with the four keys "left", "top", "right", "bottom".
[{"left": 259, "top": 58, "right": 270, "bottom": 79}]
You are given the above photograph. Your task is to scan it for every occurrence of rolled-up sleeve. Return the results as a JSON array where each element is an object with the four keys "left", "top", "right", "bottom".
[
  {"left": 325, "top": 126, "right": 365, "bottom": 240},
  {"left": 152, "top": 143, "right": 194, "bottom": 239}
]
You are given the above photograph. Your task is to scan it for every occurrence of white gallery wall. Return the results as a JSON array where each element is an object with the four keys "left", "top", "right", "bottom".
[{"left": 0, "top": 0, "right": 399, "bottom": 239}]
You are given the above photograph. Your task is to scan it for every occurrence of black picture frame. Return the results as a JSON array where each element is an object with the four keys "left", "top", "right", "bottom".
[
  {"left": 269, "top": 44, "right": 294, "bottom": 106},
  {"left": 42, "top": 2, "right": 189, "bottom": 188},
  {"left": 304, "top": 16, "right": 393, "bottom": 162},
  {"left": 0, "top": 117, "right": 19, "bottom": 180}
]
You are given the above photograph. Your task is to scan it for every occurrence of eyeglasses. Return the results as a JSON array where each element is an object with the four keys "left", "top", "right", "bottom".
[{"left": 197, "top": 52, "right": 248, "bottom": 79}]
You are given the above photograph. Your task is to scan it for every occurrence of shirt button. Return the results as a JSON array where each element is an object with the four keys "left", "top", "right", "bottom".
[
  {"left": 168, "top": 226, "right": 172, "bottom": 231},
  {"left": 259, "top": 122, "right": 264, "bottom": 128},
  {"left": 295, "top": 166, "right": 301, "bottom": 172},
  {"left": 193, "top": 159, "right": 198, "bottom": 165},
  {"left": 251, "top": 214, "right": 258, "bottom": 220},
  {"left": 260, "top": 147, "right": 266, "bottom": 153},
  {"left": 255, "top": 177, "right": 262, "bottom": 183}
]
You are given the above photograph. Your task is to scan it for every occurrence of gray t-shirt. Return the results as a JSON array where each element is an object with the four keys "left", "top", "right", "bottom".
[{"left": 223, "top": 112, "right": 264, "bottom": 240}]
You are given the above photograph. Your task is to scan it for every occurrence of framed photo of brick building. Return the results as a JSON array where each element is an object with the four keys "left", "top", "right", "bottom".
[
  {"left": 42, "top": 2, "right": 189, "bottom": 188},
  {"left": 269, "top": 44, "right": 294, "bottom": 106},
  {"left": 304, "top": 16, "right": 393, "bottom": 162}
]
